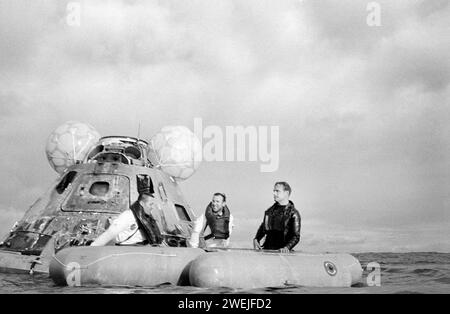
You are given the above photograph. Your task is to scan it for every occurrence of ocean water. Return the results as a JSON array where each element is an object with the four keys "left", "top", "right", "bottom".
[{"left": 0, "top": 252, "right": 449, "bottom": 294}]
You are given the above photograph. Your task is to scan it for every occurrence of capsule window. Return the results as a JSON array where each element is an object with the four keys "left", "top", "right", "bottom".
[
  {"left": 63, "top": 174, "right": 129, "bottom": 213},
  {"left": 89, "top": 182, "right": 110, "bottom": 196},
  {"left": 55, "top": 171, "right": 77, "bottom": 194},
  {"left": 125, "top": 146, "right": 141, "bottom": 159},
  {"left": 175, "top": 204, "right": 191, "bottom": 221}
]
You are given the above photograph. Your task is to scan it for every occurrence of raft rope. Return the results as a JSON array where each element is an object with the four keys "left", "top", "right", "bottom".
[{"left": 51, "top": 251, "right": 178, "bottom": 269}]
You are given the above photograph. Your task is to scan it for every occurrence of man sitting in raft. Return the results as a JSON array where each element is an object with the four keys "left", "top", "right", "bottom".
[
  {"left": 91, "top": 189, "right": 164, "bottom": 246},
  {"left": 253, "top": 182, "right": 301, "bottom": 253},
  {"left": 189, "top": 193, "right": 234, "bottom": 248}
]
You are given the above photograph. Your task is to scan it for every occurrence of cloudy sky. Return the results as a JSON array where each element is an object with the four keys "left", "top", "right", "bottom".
[{"left": 0, "top": 0, "right": 448, "bottom": 252}]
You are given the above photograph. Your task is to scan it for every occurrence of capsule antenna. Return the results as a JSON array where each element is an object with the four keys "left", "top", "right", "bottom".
[{"left": 137, "top": 121, "right": 141, "bottom": 142}]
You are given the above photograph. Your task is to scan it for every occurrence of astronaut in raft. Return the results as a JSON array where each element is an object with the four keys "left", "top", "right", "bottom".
[{"left": 91, "top": 181, "right": 301, "bottom": 253}]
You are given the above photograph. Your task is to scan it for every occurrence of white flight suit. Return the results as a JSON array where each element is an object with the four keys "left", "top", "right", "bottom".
[{"left": 91, "top": 209, "right": 146, "bottom": 246}]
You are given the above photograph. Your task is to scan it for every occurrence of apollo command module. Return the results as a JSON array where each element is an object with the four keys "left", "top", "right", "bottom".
[{"left": 0, "top": 121, "right": 202, "bottom": 274}]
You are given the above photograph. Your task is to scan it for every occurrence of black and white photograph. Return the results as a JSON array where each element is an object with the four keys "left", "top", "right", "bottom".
[{"left": 0, "top": 0, "right": 449, "bottom": 298}]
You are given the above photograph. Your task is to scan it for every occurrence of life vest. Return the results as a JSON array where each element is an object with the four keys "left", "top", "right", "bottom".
[
  {"left": 204, "top": 204, "right": 231, "bottom": 240},
  {"left": 130, "top": 201, "right": 163, "bottom": 245}
]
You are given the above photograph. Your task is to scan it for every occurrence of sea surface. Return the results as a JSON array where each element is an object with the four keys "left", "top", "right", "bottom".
[{"left": 0, "top": 252, "right": 449, "bottom": 294}]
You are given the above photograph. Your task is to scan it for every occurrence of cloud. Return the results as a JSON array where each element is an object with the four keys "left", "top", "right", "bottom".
[
  {"left": 416, "top": 0, "right": 449, "bottom": 18},
  {"left": 0, "top": 1, "right": 448, "bottom": 252},
  {"left": 229, "top": 217, "right": 450, "bottom": 253},
  {"left": 0, "top": 92, "right": 24, "bottom": 117}
]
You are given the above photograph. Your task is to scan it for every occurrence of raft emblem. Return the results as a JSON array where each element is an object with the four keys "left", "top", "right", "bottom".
[{"left": 324, "top": 261, "right": 337, "bottom": 276}]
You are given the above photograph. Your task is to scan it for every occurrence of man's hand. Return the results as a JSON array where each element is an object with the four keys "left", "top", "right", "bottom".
[
  {"left": 253, "top": 238, "right": 262, "bottom": 250},
  {"left": 279, "top": 247, "right": 290, "bottom": 253}
]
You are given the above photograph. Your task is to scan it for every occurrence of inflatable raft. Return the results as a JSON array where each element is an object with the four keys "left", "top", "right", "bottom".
[
  {"left": 50, "top": 246, "right": 363, "bottom": 288},
  {"left": 189, "top": 250, "right": 362, "bottom": 289},
  {"left": 50, "top": 246, "right": 204, "bottom": 287}
]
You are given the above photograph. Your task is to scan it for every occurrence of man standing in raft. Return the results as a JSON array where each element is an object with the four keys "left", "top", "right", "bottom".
[
  {"left": 253, "top": 182, "right": 301, "bottom": 253},
  {"left": 189, "top": 193, "right": 234, "bottom": 248}
]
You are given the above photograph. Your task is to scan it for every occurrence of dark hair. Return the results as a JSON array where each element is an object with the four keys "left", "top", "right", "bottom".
[
  {"left": 274, "top": 182, "right": 291, "bottom": 195},
  {"left": 213, "top": 192, "right": 226, "bottom": 202}
]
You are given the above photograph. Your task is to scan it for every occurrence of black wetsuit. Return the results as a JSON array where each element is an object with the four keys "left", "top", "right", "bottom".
[{"left": 255, "top": 201, "right": 301, "bottom": 250}]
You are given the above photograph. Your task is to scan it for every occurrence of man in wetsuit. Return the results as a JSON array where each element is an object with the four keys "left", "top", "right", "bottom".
[{"left": 253, "top": 182, "right": 301, "bottom": 253}]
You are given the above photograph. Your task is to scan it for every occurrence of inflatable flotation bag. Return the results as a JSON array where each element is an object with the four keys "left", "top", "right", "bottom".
[
  {"left": 188, "top": 250, "right": 362, "bottom": 289},
  {"left": 50, "top": 246, "right": 204, "bottom": 286}
]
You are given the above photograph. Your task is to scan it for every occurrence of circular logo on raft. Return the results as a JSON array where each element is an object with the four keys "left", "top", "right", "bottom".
[{"left": 324, "top": 261, "right": 338, "bottom": 276}]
